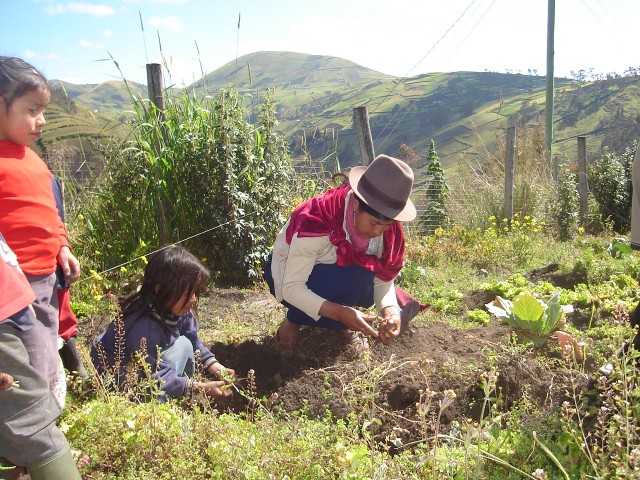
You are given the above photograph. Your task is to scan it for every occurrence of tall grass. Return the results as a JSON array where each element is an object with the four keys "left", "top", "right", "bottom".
[{"left": 446, "top": 125, "right": 556, "bottom": 234}]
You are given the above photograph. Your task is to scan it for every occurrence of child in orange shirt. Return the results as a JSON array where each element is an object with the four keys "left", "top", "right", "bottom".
[{"left": 0, "top": 57, "right": 80, "bottom": 392}]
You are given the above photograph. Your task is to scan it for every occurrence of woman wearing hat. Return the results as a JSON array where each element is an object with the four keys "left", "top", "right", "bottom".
[{"left": 263, "top": 154, "right": 418, "bottom": 353}]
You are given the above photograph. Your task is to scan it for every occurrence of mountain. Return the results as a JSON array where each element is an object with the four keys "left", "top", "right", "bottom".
[
  {"left": 50, "top": 79, "right": 147, "bottom": 114},
  {"left": 47, "top": 51, "right": 640, "bottom": 182}
]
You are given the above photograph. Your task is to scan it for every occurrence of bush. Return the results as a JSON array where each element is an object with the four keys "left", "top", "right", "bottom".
[
  {"left": 549, "top": 162, "right": 579, "bottom": 241},
  {"left": 76, "top": 87, "right": 293, "bottom": 286},
  {"left": 588, "top": 142, "right": 636, "bottom": 233}
]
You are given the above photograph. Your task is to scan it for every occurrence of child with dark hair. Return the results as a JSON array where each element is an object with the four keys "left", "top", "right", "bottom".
[
  {"left": 0, "top": 56, "right": 81, "bottom": 394},
  {"left": 91, "top": 245, "right": 235, "bottom": 401},
  {"left": 0, "top": 233, "right": 81, "bottom": 480}
]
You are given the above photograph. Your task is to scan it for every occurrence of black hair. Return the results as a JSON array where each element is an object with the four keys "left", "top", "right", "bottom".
[
  {"left": 0, "top": 57, "right": 49, "bottom": 110},
  {"left": 121, "top": 245, "right": 210, "bottom": 319}
]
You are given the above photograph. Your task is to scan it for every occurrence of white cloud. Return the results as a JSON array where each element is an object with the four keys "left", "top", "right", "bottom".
[
  {"left": 79, "top": 40, "right": 104, "bottom": 48},
  {"left": 45, "top": 2, "right": 115, "bottom": 16},
  {"left": 148, "top": 16, "right": 183, "bottom": 33},
  {"left": 21, "top": 50, "right": 58, "bottom": 61},
  {"left": 103, "top": 30, "right": 113, "bottom": 39},
  {"left": 150, "top": 0, "right": 188, "bottom": 3}
]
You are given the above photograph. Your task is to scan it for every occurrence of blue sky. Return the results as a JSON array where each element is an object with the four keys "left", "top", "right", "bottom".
[{"left": 1, "top": 0, "right": 638, "bottom": 86}]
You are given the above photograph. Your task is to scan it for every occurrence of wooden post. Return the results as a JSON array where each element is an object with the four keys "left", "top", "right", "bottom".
[
  {"left": 504, "top": 126, "right": 516, "bottom": 223},
  {"left": 146, "top": 63, "right": 168, "bottom": 246},
  {"left": 353, "top": 106, "right": 375, "bottom": 165},
  {"left": 577, "top": 136, "right": 589, "bottom": 226},
  {"left": 147, "top": 63, "right": 165, "bottom": 114}
]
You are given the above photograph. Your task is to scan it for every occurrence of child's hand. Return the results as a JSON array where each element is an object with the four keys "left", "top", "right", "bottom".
[
  {"left": 57, "top": 246, "right": 80, "bottom": 284},
  {"left": 207, "top": 362, "right": 235, "bottom": 381},
  {"left": 194, "top": 380, "right": 233, "bottom": 399}
]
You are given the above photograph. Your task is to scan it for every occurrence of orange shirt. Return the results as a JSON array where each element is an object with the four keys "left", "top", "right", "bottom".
[{"left": 0, "top": 141, "right": 69, "bottom": 275}]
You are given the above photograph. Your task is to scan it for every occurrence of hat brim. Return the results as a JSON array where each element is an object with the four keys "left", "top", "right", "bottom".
[{"left": 349, "top": 166, "right": 416, "bottom": 222}]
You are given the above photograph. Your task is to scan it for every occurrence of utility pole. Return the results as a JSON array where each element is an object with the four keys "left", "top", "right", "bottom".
[{"left": 545, "top": 0, "right": 555, "bottom": 162}]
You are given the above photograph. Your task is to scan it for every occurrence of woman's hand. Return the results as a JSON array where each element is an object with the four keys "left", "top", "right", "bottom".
[
  {"left": 378, "top": 307, "right": 402, "bottom": 344},
  {"left": 319, "top": 301, "right": 379, "bottom": 338}
]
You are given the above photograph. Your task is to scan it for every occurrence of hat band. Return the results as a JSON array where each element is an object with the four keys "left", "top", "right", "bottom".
[{"left": 359, "top": 175, "right": 406, "bottom": 211}]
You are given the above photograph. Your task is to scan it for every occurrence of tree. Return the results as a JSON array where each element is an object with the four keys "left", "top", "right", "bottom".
[
  {"left": 396, "top": 143, "right": 419, "bottom": 166},
  {"left": 421, "top": 140, "right": 450, "bottom": 234}
]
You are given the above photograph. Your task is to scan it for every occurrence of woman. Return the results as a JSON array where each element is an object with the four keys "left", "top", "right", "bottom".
[{"left": 264, "top": 154, "right": 418, "bottom": 354}]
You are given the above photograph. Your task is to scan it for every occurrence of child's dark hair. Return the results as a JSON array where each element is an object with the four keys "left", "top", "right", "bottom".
[
  {"left": 0, "top": 57, "right": 49, "bottom": 110},
  {"left": 121, "top": 245, "right": 210, "bottom": 319}
]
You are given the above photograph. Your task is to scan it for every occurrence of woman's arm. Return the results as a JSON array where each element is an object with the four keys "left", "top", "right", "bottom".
[
  {"left": 280, "top": 234, "right": 333, "bottom": 320},
  {"left": 374, "top": 278, "right": 402, "bottom": 343}
]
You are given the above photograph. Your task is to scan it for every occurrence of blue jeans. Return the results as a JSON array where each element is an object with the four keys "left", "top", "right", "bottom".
[
  {"left": 158, "top": 336, "right": 194, "bottom": 403},
  {"left": 264, "top": 255, "right": 376, "bottom": 330}
]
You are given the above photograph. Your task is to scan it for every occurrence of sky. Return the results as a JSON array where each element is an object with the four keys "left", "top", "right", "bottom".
[{"left": 1, "top": 0, "right": 639, "bottom": 86}]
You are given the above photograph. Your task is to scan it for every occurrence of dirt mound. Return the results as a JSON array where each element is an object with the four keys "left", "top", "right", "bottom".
[{"left": 209, "top": 309, "right": 570, "bottom": 447}]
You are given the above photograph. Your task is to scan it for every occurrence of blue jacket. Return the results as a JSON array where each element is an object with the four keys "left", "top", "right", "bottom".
[{"left": 91, "top": 309, "right": 216, "bottom": 397}]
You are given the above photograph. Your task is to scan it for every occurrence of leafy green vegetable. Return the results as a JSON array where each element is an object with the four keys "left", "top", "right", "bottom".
[{"left": 485, "top": 293, "right": 573, "bottom": 342}]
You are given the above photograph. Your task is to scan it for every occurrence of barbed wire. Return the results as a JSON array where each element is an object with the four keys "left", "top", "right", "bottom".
[{"left": 75, "top": 218, "right": 236, "bottom": 284}]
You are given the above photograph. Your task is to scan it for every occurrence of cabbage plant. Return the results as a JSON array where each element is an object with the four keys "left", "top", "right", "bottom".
[{"left": 485, "top": 293, "right": 573, "bottom": 343}]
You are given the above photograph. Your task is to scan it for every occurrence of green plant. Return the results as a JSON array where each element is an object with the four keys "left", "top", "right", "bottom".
[
  {"left": 607, "top": 237, "right": 632, "bottom": 258},
  {"left": 420, "top": 140, "right": 450, "bottom": 235},
  {"left": 588, "top": 143, "right": 635, "bottom": 233},
  {"left": 549, "top": 162, "right": 579, "bottom": 241},
  {"left": 485, "top": 293, "right": 573, "bottom": 343},
  {"left": 467, "top": 309, "right": 491, "bottom": 326},
  {"left": 76, "top": 86, "right": 293, "bottom": 285},
  {"left": 397, "top": 259, "right": 426, "bottom": 285}
]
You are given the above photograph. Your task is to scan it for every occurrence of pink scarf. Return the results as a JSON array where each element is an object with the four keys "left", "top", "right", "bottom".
[{"left": 285, "top": 185, "right": 405, "bottom": 282}]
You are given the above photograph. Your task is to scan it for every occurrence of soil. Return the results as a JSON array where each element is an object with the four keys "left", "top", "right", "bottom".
[{"left": 195, "top": 268, "right": 594, "bottom": 450}]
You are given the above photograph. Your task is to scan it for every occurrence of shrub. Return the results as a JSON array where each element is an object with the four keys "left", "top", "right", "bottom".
[
  {"left": 549, "top": 162, "right": 579, "bottom": 241},
  {"left": 588, "top": 142, "right": 636, "bottom": 233},
  {"left": 76, "top": 87, "right": 293, "bottom": 286}
]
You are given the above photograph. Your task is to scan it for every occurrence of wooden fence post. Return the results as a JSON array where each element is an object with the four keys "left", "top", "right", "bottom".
[
  {"left": 353, "top": 106, "right": 375, "bottom": 165},
  {"left": 504, "top": 126, "right": 516, "bottom": 223},
  {"left": 146, "top": 63, "right": 168, "bottom": 246},
  {"left": 577, "top": 136, "right": 589, "bottom": 226}
]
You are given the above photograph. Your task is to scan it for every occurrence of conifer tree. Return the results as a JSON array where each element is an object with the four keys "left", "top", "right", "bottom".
[{"left": 422, "top": 140, "right": 450, "bottom": 234}]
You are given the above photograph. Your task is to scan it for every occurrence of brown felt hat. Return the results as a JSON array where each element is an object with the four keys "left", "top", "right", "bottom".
[{"left": 348, "top": 154, "right": 416, "bottom": 221}]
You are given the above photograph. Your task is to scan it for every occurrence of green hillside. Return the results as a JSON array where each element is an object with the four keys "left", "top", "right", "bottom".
[
  {"left": 36, "top": 86, "right": 131, "bottom": 180},
  {"left": 46, "top": 51, "right": 640, "bottom": 182}
]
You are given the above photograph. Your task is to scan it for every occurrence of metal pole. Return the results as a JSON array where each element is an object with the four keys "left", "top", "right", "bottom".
[
  {"left": 545, "top": 0, "right": 555, "bottom": 162},
  {"left": 504, "top": 126, "right": 516, "bottom": 223}
]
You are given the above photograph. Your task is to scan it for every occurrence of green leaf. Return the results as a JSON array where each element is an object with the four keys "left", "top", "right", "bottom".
[{"left": 511, "top": 295, "right": 544, "bottom": 322}]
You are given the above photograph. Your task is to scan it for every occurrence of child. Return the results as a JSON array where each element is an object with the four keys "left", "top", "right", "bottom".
[
  {"left": 91, "top": 245, "right": 235, "bottom": 401},
  {"left": 0, "top": 233, "right": 81, "bottom": 480},
  {"left": 0, "top": 57, "right": 81, "bottom": 393}
]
